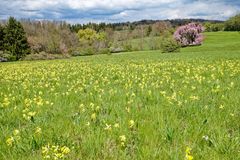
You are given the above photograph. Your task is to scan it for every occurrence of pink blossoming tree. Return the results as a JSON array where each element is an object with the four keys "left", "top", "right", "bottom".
[{"left": 174, "top": 23, "right": 204, "bottom": 47}]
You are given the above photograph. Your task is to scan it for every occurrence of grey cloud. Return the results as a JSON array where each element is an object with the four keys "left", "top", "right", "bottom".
[{"left": 0, "top": 0, "right": 239, "bottom": 23}]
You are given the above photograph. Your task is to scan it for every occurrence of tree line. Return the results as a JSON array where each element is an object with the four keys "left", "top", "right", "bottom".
[
  {"left": 204, "top": 14, "right": 240, "bottom": 32},
  {"left": 0, "top": 14, "right": 239, "bottom": 62}
]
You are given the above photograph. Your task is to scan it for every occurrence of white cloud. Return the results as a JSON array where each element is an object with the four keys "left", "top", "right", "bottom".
[{"left": 0, "top": 0, "right": 239, "bottom": 23}]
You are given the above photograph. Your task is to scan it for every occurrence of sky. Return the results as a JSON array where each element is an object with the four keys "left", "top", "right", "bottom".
[{"left": 0, "top": 0, "right": 239, "bottom": 23}]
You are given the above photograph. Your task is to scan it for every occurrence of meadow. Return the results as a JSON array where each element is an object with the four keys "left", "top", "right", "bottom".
[{"left": 0, "top": 32, "right": 240, "bottom": 160}]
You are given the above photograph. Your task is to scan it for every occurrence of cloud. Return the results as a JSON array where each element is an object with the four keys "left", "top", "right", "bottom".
[{"left": 0, "top": 0, "right": 239, "bottom": 23}]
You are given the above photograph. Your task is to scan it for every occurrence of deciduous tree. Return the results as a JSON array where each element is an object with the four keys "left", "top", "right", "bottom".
[{"left": 174, "top": 23, "right": 204, "bottom": 47}]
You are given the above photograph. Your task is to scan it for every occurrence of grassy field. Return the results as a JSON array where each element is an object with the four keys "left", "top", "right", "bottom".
[{"left": 0, "top": 32, "right": 240, "bottom": 160}]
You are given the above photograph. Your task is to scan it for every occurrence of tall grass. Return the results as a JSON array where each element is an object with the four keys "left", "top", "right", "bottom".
[{"left": 0, "top": 32, "right": 240, "bottom": 160}]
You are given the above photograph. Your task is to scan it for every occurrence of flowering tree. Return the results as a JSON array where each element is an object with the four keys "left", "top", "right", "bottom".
[{"left": 174, "top": 23, "right": 204, "bottom": 47}]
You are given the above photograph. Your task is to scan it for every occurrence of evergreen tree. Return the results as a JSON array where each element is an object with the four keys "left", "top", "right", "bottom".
[
  {"left": 4, "top": 17, "right": 30, "bottom": 60},
  {"left": 0, "top": 24, "right": 4, "bottom": 50},
  {"left": 147, "top": 25, "right": 152, "bottom": 36}
]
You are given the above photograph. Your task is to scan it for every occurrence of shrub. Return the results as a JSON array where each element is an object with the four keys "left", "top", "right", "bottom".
[
  {"left": 0, "top": 50, "right": 16, "bottom": 61},
  {"left": 23, "top": 52, "right": 70, "bottom": 61},
  {"left": 97, "top": 48, "right": 110, "bottom": 55},
  {"left": 109, "top": 47, "right": 125, "bottom": 53},
  {"left": 161, "top": 38, "right": 180, "bottom": 53},
  {"left": 122, "top": 43, "right": 132, "bottom": 52},
  {"left": 204, "top": 23, "right": 224, "bottom": 32},
  {"left": 174, "top": 23, "right": 204, "bottom": 47},
  {"left": 224, "top": 14, "right": 240, "bottom": 31},
  {"left": 72, "top": 47, "right": 111, "bottom": 56},
  {"left": 72, "top": 47, "right": 96, "bottom": 56}
]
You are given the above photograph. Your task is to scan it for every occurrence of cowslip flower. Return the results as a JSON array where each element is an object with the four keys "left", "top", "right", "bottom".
[
  {"left": 185, "top": 147, "right": 193, "bottom": 160},
  {"left": 119, "top": 135, "right": 126, "bottom": 147},
  {"left": 104, "top": 124, "right": 112, "bottom": 131},
  {"left": 6, "top": 137, "right": 14, "bottom": 147},
  {"left": 114, "top": 123, "right": 120, "bottom": 128},
  {"left": 61, "top": 146, "right": 71, "bottom": 154},
  {"left": 13, "top": 129, "right": 20, "bottom": 136},
  {"left": 129, "top": 120, "right": 135, "bottom": 128},
  {"left": 35, "top": 127, "right": 42, "bottom": 135},
  {"left": 91, "top": 113, "right": 96, "bottom": 121}
]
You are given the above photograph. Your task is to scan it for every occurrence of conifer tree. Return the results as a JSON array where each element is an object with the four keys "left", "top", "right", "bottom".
[
  {"left": 4, "top": 17, "right": 30, "bottom": 60},
  {"left": 0, "top": 24, "right": 4, "bottom": 50}
]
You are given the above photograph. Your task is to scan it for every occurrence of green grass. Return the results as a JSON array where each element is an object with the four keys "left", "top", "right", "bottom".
[{"left": 0, "top": 32, "right": 240, "bottom": 160}]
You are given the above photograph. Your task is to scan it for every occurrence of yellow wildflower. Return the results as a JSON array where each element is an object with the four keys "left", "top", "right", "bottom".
[
  {"left": 61, "top": 146, "right": 71, "bottom": 154},
  {"left": 114, "top": 123, "right": 120, "bottom": 128},
  {"left": 13, "top": 129, "right": 20, "bottom": 136},
  {"left": 104, "top": 123, "right": 112, "bottom": 131},
  {"left": 129, "top": 120, "right": 135, "bottom": 128},
  {"left": 6, "top": 137, "right": 14, "bottom": 147},
  {"left": 91, "top": 113, "right": 96, "bottom": 121},
  {"left": 185, "top": 147, "right": 193, "bottom": 160},
  {"left": 119, "top": 135, "right": 126, "bottom": 142},
  {"left": 28, "top": 111, "right": 36, "bottom": 117},
  {"left": 119, "top": 135, "right": 126, "bottom": 147},
  {"left": 35, "top": 127, "right": 42, "bottom": 135}
]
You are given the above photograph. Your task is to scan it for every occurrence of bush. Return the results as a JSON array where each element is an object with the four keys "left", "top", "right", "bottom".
[
  {"left": 0, "top": 50, "right": 17, "bottom": 62},
  {"left": 72, "top": 47, "right": 111, "bottom": 56},
  {"left": 161, "top": 38, "right": 180, "bottom": 53},
  {"left": 71, "top": 47, "right": 96, "bottom": 56},
  {"left": 109, "top": 47, "right": 126, "bottom": 53},
  {"left": 204, "top": 23, "right": 224, "bottom": 32},
  {"left": 224, "top": 14, "right": 240, "bottom": 31},
  {"left": 23, "top": 52, "right": 70, "bottom": 61},
  {"left": 174, "top": 23, "right": 204, "bottom": 47},
  {"left": 122, "top": 43, "right": 132, "bottom": 52},
  {"left": 97, "top": 48, "right": 110, "bottom": 55}
]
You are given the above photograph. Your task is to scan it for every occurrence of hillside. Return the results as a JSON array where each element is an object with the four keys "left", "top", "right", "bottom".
[{"left": 0, "top": 32, "right": 239, "bottom": 160}]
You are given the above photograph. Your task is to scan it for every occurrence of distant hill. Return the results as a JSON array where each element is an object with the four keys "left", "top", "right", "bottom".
[{"left": 111, "top": 19, "right": 224, "bottom": 28}]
